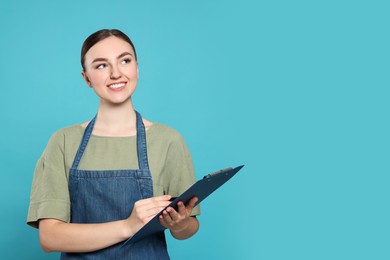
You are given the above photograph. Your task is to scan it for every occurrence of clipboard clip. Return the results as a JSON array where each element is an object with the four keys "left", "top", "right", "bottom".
[{"left": 204, "top": 167, "right": 233, "bottom": 179}]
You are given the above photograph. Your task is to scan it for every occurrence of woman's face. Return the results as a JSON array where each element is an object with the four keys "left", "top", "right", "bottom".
[{"left": 82, "top": 36, "right": 138, "bottom": 105}]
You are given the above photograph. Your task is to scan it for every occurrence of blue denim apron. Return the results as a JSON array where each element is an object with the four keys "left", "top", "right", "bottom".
[{"left": 61, "top": 111, "right": 170, "bottom": 260}]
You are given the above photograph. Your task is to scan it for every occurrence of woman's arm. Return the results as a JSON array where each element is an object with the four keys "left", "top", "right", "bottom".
[
  {"left": 39, "top": 195, "right": 172, "bottom": 253},
  {"left": 39, "top": 218, "right": 129, "bottom": 253}
]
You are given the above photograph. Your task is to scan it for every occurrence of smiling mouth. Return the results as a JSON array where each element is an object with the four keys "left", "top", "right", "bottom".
[{"left": 108, "top": 82, "right": 126, "bottom": 89}]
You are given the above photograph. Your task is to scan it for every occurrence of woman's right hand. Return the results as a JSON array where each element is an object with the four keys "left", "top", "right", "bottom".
[{"left": 125, "top": 195, "right": 172, "bottom": 237}]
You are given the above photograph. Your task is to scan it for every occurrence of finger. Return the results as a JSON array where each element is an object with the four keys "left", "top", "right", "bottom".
[
  {"left": 137, "top": 195, "right": 172, "bottom": 206},
  {"left": 137, "top": 198, "right": 171, "bottom": 212},
  {"left": 159, "top": 212, "right": 171, "bottom": 228},
  {"left": 151, "top": 200, "right": 171, "bottom": 209},
  {"left": 155, "top": 195, "right": 173, "bottom": 201},
  {"left": 166, "top": 207, "right": 180, "bottom": 221},
  {"left": 135, "top": 201, "right": 171, "bottom": 221},
  {"left": 161, "top": 210, "right": 173, "bottom": 224},
  {"left": 146, "top": 200, "right": 172, "bottom": 214},
  {"left": 176, "top": 201, "right": 187, "bottom": 216},
  {"left": 143, "top": 206, "right": 167, "bottom": 219},
  {"left": 185, "top": 197, "right": 198, "bottom": 211},
  {"left": 159, "top": 216, "right": 166, "bottom": 227}
]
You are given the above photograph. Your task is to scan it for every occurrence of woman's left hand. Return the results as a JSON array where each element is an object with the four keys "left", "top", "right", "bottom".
[{"left": 159, "top": 197, "right": 198, "bottom": 234}]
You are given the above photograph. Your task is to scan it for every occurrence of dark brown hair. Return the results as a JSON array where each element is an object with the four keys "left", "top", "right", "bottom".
[{"left": 81, "top": 29, "right": 137, "bottom": 71}]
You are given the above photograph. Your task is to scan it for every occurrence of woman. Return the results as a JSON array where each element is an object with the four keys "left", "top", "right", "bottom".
[{"left": 27, "top": 29, "right": 200, "bottom": 259}]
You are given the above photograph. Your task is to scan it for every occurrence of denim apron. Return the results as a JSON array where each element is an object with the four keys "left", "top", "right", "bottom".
[{"left": 61, "top": 111, "right": 170, "bottom": 260}]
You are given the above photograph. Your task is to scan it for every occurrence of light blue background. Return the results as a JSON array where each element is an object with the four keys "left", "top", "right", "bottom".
[{"left": 1, "top": 0, "right": 389, "bottom": 259}]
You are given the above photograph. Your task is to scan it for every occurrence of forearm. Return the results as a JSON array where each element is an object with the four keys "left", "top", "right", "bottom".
[
  {"left": 170, "top": 216, "right": 199, "bottom": 240},
  {"left": 39, "top": 218, "right": 134, "bottom": 253}
]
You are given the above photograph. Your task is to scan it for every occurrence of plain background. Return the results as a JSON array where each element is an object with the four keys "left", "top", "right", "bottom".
[{"left": 1, "top": 0, "right": 389, "bottom": 259}]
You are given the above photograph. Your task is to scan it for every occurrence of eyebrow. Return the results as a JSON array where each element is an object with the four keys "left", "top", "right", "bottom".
[{"left": 91, "top": 52, "right": 134, "bottom": 64}]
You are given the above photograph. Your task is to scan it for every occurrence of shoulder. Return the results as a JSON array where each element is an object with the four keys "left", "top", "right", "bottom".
[
  {"left": 148, "top": 123, "right": 185, "bottom": 143},
  {"left": 147, "top": 123, "right": 192, "bottom": 156},
  {"left": 45, "top": 125, "right": 83, "bottom": 151},
  {"left": 49, "top": 124, "right": 83, "bottom": 141}
]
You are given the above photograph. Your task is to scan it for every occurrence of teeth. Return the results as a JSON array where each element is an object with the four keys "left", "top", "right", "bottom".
[{"left": 108, "top": 83, "right": 125, "bottom": 89}]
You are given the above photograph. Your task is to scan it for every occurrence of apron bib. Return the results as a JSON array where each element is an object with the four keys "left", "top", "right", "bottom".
[{"left": 61, "top": 111, "right": 169, "bottom": 260}]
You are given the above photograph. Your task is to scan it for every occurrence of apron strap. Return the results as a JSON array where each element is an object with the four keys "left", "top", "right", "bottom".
[
  {"left": 135, "top": 111, "right": 150, "bottom": 170},
  {"left": 71, "top": 116, "right": 96, "bottom": 169}
]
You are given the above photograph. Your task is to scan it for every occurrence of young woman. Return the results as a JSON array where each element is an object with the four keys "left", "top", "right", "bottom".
[{"left": 27, "top": 29, "right": 200, "bottom": 259}]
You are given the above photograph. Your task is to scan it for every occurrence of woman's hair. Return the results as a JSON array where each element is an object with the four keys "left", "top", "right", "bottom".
[{"left": 81, "top": 29, "right": 137, "bottom": 71}]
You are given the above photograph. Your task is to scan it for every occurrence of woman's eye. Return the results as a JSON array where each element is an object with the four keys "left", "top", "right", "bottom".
[
  {"left": 121, "top": 58, "right": 131, "bottom": 64},
  {"left": 96, "top": 64, "right": 106, "bottom": 69}
]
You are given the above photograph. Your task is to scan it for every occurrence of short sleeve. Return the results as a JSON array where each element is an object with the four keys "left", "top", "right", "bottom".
[
  {"left": 163, "top": 133, "right": 200, "bottom": 216},
  {"left": 27, "top": 131, "right": 71, "bottom": 228}
]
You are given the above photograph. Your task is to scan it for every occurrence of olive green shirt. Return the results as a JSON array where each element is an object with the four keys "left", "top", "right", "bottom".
[{"left": 27, "top": 123, "right": 200, "bottom": 228}]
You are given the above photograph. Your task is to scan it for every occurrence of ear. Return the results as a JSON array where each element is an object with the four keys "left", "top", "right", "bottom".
[{"left": 81, "top": 70, "right": 93, "bottom": 88}]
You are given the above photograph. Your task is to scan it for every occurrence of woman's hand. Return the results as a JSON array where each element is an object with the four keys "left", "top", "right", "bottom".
[
  {"left": 159, "top": 197, "right": 199, "bottom": 240},
  {"left": 125, "top": 195, "right": 172, "bottom": 237}
]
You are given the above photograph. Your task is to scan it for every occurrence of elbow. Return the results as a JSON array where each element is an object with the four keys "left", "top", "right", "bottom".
[
  {"left": 38, "top": 219, "right": 63, "bottom": 252},
  {"left": 40, "top": 235, "right": 57, "bottom": 252},
  {"left": 41, "top": 245, "right": 54, "bottom": 253},
  {"left": 39, "top": 222, "right": 59, "bottom": 252}
]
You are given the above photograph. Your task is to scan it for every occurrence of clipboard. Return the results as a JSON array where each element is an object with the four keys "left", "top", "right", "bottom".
[{"left": 122, "top": 165, "right": 244, "bottom": 247}]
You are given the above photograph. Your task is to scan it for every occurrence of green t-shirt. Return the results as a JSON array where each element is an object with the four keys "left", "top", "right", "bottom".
[{"left": 27, "top": 123, "right": 200, "bottom": 228}]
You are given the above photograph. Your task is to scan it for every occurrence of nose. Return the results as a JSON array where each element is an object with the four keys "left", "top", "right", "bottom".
[{"left": 110, "top": 65, "right": 121, "bottom": 79}]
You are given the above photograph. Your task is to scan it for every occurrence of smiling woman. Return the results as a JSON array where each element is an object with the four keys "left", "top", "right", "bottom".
[
  {"left": 81, "top": 36, "right": 139, "bottom": 109},
  {"left": 26, "top": 29, "right": 200, "bottom": 259}
]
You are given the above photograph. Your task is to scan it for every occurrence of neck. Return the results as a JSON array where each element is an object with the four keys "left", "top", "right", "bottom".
[{"left": 94, "top": 98, "right": 137, "bottom": 136}]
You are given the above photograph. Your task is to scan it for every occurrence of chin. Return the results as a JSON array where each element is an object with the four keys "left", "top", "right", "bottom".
[{"left": 100, "top": 96, "right": 131, "bottom": 105}]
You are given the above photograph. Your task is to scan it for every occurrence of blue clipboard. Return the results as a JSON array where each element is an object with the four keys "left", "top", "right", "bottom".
[{"left": 122, "top": 165, "right": 244, "bottom": 247}]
